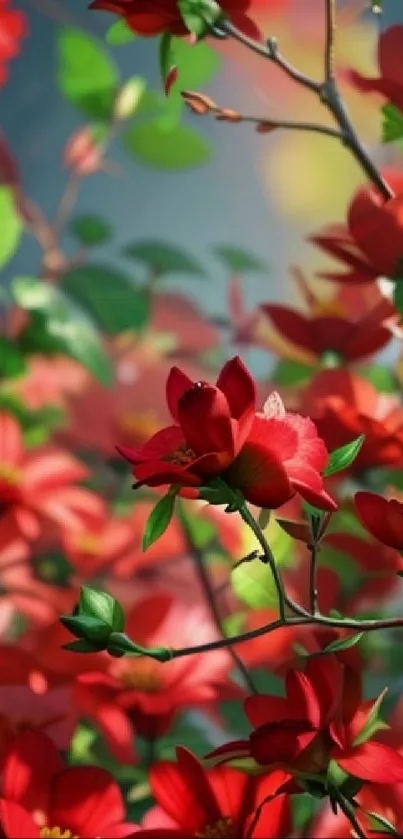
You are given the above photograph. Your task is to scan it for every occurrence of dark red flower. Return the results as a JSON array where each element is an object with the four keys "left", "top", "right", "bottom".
[
  {"left": 343, "top": 26, "right": 403, "bottom": 114},
  {"left": 355, "top": 491, "right": 403, "bottom": 551},
  {"left": 118, "top": 357, "right": 336, "bottom": 511},
  {"left": 260, "top": 303, "right": 392, "bottom": 364},
  {"left": 0, "top": 729, "right": 136, "bottom": 837},
  {"left": 135, "top": 746, "right": 291, "bottom": 838},
  {"left": 208, "top": 656, "right": 403, "bottom": 785},
  {"left": 0, "top": 0, "right": 26, "bottom": 87},
  {"left": 310, "top": 169, "right": 403, "bottom": 283},
  {"left": 89, "top": 0, "right": 260, "bottom": 39}
]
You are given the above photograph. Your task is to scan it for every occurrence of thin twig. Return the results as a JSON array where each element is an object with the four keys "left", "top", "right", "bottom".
[
  {"left": 332, "top": 790, "right": 367, "bottom": 839},
  {"left": 308, "top": 542, "right": 319, "bottom": 615},
  {"left": 177, "top": 504, "right": 258, "bottom": 694},
  {"left": 53, "top": 173, "right": 81, "bottom": 240},
  {"left": 325, "top": 0, "right": 336, "bottom": 81}
]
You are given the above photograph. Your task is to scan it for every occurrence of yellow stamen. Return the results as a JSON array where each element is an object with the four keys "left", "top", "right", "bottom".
[
  {"left": 40, "top": 828, "right": 78, "bottom": 839},
  {"left": 195, "top": 817, "right": 234, "bottom": 838}
]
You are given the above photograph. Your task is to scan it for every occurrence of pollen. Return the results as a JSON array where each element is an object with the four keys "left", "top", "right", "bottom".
[
  {"left": 40, "top": 828, "right": 78, "bottom": 839},
  {"left": 75, "top": 533, "right": 102, "bottom": 554},
  {"left": 0, "top": 464, "right": 21, "bottom": 485},
  {"left": 166, "top": 445, "right": 196, "bottom": 466},
  {"left": 195, "top": 817, "right": 234, "bottom": 838}
]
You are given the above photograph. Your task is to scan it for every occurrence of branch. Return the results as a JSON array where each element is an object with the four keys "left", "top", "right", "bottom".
[
  {"left": 332, "top": 790, "right": 367, "bottom": 839},
  {"left": 325, "top": 0, "right": 336, "bottom": 81}
]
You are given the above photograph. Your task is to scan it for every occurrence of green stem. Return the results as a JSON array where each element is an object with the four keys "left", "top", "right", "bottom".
[{"left": 332, "top": 790, "right": 367, "bottom": 839}]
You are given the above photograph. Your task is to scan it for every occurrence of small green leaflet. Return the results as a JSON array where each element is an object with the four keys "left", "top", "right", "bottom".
[
  {"left": 382, "top": 104, "right": 403, "bottom": 145},
  {"left": 105, "top": 19, "right": 136, "bottom": 45},
  {"left": 143, "top": 489, "right": 178, "bottom": 551},
  {"left": 79, "top": 586, "right": 125, "bottom": 632},
  {"left": 353, "top": 688, "right": 389, "bottom": 747},
  {"left": 294, "top": 632, "right": 364, "bottom": 659},
  {"left": 366, "top": 812, "right": 400, "bottom": 835},
  {"left": 323, "top": 435, "right": 365, "bottom": 477},
  {"left": 70, "top": 215, "right": 112, "bottom": 246},
  {"left": 0, "top": 187, "right": 23, "bottom": 270}
]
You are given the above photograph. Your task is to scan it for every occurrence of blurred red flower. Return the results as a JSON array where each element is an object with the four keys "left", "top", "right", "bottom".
[
  {"left": 344, "top": 25, "right": 403, "bottom": 114},
  {"left": 0, "top": 413, "right": 104, "bottom": 550},
  {"left": 136, "top": 746, "right": 291, "bottom": 838},
  {"left": 0, "top": 0, "right": 26, "bottom": 87},
  {"left": 355, "top": 491, "right": 403, "bottom": 552},
  {"left": 89, "top": 0, "right": 260, "bottom": 39},
  {"left": 74, "top": 592, "right": 238, "bottom": 763},
  {"left": 119, "top": 356, "right": 336, "bottom": 511},
  {"left": 209, "top": 656, "right": 403, "bottom": 784},
  {"left": 310, "top": 170, "right": 403, "bottom": 283},
  {"left": 303, "top": 370, "right": 403, "bottom": 473},
  {"left": 0, "top": 729, "right": 136, "bottom": 837}
]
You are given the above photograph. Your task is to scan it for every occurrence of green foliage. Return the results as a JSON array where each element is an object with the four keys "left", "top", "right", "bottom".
[
  {"left": 124, "top": 240, "right": 204, "bottom": 276},
  {"left": 159, "top": 33, "right": 220, "bottom": 95},
  {"left": 12, "top": 277, "right": 113, "bottom": 386},
  {"left": 231, "top": 523, "right": 293, "bottom": 609},
  {"left": 366, "top": 812, "right": 400, "bottom": 836},
  {"left": 0, "top": 187, "right": 23, "bottom": 269},
  {"left": 382, "top": 104, "right": 403, "bottom": 144},
  {"left": 142, "top": 489, "right": 178, "bottom": 551},
  {"left": 273, "top": 359, "right": 315, "bottom": 386},
  {"left": 0, "top": 393, "right": 65, "bottom": 448},
  {"left": 105, "top": 19, "right": 136, "bottom": 45},
  {"left": 124, "top": 118, "right": 212, "bottom": 169},
  {"left": 61, "top": 265, "right": 150, "bottom": 334},
  {"left": 357, "top": 364, "right": 398, "bottom": 393},
  {"left": 178, "top": 0, "right": 223, "bottom": 37},
  {"left": 353, "top": 688, "right": 389, "bottom": 746},
  {"left": 57, "top": 27, "right": 119, "bottom": 119},
  {"left": 70, "top": 215, "right": 112, "bottom": 246},
  {"left": 214, "top": 245, "right": 268, "bottom": 273},
  {"left": 323, "top": 435, "right": 365, "bottom": 477},
  {"left": 0, "top": 337, "right": 26, "bottom": 379}
]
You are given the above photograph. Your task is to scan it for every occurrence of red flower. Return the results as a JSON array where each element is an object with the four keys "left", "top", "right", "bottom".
[
  {"left": 260, "top": 302, "right": 392, "bottom": 364},
  {"left": 136, "top": 746, "right": 291, "bottom": 838},
  {"left": 310, "top": 170, "right": 403, "bottom": 284},
  {"left": 208, "top": 656, "right": 403, "bottom": 785},
  {"left": 118, "top": 357, "right": 336, "bottom": 511},
  {"left": 0, "top": 729, "right": 136, "bottom": 837},
  {"left": 303, "top": 370, "right": 403, "bottom": 473},
  {"left": 0, "top": 413, "right": 104, "bottom": 550},
  {"left": 355, "top": 491, "right": 403, "bottom": 551},
  {"left": 89, "top": 0, "right": 260, "bottom": 40},
  {"left": 74, "top": 593, "right": 238, "bottom": 763},
  {"left": 0, "top": 0, "right": 26, "bottom": 87},
  {"left": 344, "top": 26, "right": 403, "bottom": 114}
]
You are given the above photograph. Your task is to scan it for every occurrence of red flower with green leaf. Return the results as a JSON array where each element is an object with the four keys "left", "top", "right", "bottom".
[
  {"left": 208, "top": 656, "right": 403, "bottom": 785},
  {"left": 135, "top": 746, "right": 291, "bottom": 838},
  {"left": 0, "top": 0, "right": 27, "bottom": 88},
  {"left": 355, "top": 491, "right": 403, "bottom": 552},
  {"left": 118, "top": 356, "right": 336, "bottom": 511},
  {"left": 0, "top": 729, "right": 137, "bottom": 837},
  {"left": 344, "top": 26, "right": 403, "bottom": 116}
]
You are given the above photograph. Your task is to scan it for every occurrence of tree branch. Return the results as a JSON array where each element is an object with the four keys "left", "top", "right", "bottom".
[{"left": 325, "top": 0, "right": 336, "bottom": 81}]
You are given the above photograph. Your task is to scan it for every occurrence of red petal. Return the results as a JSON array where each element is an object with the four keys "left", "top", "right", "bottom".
[
  {"left": 216, "top": 356, "right": 256, "bottom": 427},
  {"left": 117, "top": 426, "right": 185, "bottom": 465},
  {"left": 166, "top": 368, "right": 194, "bottom": 422},
  {"left": 261, "top": 306, "right": 316, "bottom": 354},
  {"left": 0, "top": 800, "right": 39, "bottom": 838},
  {"left": 150, "top": 748, "right": 220, "bottom": 833},
  {"left": 2, "top": 730, "right": 64, "bottom": 814},
  {"left": 248, "top": 792, "right": 291, "bottom": 839},
  {"left": 0, "top": 413, "right": 23, "bottom": 467},
  {"left": 355, "top": 491, "right": 403, "bottom": 550},
  {"left": 245, "top": 696, "right": 290, "bottom": 728},
  {"left": 249, "top": 721, "right": 317, "bottom": 765},
  {"left": 286, "top": 670, "right": 322, "bottom": 727},
  {"left": 50, "top": 766, "right": 125, "bottom": 836},
  {"left": 226, "top": 439, "right": 292, "bottom": 509},
  {"left": 132, "top": 459, "right": 202, "bottom": 489},
  {"left": 178, "top": 384, "right": 235, "bottom": 458},
  {"left": 378, "top": 26, "right": 403, "bottom": 86},
  {"left": 336, "top": 742, "right": 403, "bottom": 783}
]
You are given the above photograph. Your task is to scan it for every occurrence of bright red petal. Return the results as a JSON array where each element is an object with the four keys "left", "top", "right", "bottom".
[
  {"left": 248, "top": 793, "right": 291, "bottom": 839},
  {"left": 166, "top": 368, "right": 194, "bottom": 422},
  {"left": 2, "top": 730, "right": 64, "bottom": 814},
  {"left": 177, "top": 385, "right": 235, "bottom": 458},
  {"left": 355, "top": 491, "right": 403, "bottom": 549},
  {"left": 150, "top": 748, "right": 220, "bottom": 833},
  {"left": 0, "top": 799, "right": 39, "bottom": 838},
  {"left": 50, "top": 766, "right": 126, "bottom": 837},
  {"left": 336, "top": 742, "right": 403, "bottom": 783},
  {"left": 216, "top": 355, "right": 256, "bottom": 439},
  {"left": 245, "top": 695, "right": 291, "bottom": 728},
  {"left": 0, "top": 413, "right": 23, "bottom": 467}
]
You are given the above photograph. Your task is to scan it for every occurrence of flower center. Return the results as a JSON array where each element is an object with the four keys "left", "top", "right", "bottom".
[
  {"left": 0, "top": 464, "right": 20, "bottom": 485},
  {"left": 40, "top": 828, "right": 78, "bottom": 839},
  {"left": 115, "top": 658, "right": 161, "bottom": 692},
  {"left": 195, "top": 817, "right": 234, "bottom": 838},
  {"left": 165, "top": 444, "right": 196, "bottom": 466},
  {"left": 75, "top": 533, "right": 102, "bottom": 555}
]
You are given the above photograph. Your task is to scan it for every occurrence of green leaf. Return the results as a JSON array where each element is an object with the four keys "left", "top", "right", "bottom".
[
  {"left": 322, "top": 632, "right": 364, "bottom": 654},
  {"left": 393, "top": 282, "right": 403, "bottom": 319},
  {"left": 60, "top": 614, "right": 110, "bottom": 646},
  {"left": 353, "top": 688, "right": 389, "bottom": 747},
  {"left": 124, "top": 118, "right": 212, "bottom": 169},
  {"left": 231, "top": 556, "right": 280, "bottom": 610},
  {"left": 0, "top": 187, "right": 23, "bottom": 270},
  {"left": 79, "top": 586, "right": 125, "bottom": 632},
  {"left": 70, "top": 215, "right": 112, "bottom": 246},
  {"left": 214, "top": 245, "right": 268, "bottom": 273},
  {"left": 382, "top": 104, "right": 403, "bottom": 144},
  {"left": 105, "top": 19, "right": 136, "bottom": 45},
  {"left": 323, "top": 435, "right": 365, "bottom": 477},
  {"left": 159, "top": 33, "right": 220, "bottom": 91},
  {"left": 272, "top": 359, "right": 314, "bottom": 386},
  {"left": 0, "top": 337, "right": 26, "bottom": 379},
  {"left": 63, "top": 639, "right": 102, "bottom": 653},
  {"left": 0, "top": 393, "right": 65, "bottom": 447},
  {"left": 357, "top": 364, "right": 398, "bottom": 394},
  {"left": 12, "top": 277, "right": 113, "bottom": 386},
  {"left": 143, "top": 490, "right": 177, "bottom": 551},
  {"left": 124, "top": 240, "right": 204, "bottom": 276},
  {"left": 57, "top": 27, "right": 119, "bottom": 119},
  {"left": 61, "top": 265, "right": 150, "bottom": 333},
  {"left": 366, "top": 812, "right": 400, "bottom": 835}
]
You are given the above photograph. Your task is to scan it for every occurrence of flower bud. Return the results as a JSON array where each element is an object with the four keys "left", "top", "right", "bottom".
[
  {"left": 113, "top": 77, "right": 146, "bottom": 120},
  {"left": 63, "top": 126, "right": 104, "bottom": 176}
]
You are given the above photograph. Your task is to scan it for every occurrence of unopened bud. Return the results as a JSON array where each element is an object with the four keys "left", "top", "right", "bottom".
[
  {"left": 114, "top": 77, "right": 146, "bottom": 120},
  {"left": 63, "top": 126, "right": 105, "bottom": 176}
]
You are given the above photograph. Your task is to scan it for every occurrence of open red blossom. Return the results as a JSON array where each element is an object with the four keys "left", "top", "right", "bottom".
[
  {"left": 344, "top": 26, "right": 403, "bottom": 114},
  {"left": 134, "top": 747, "right": 291, "bottom": 839},
  {"left": 0, "top": 0, "right": 27, "bottom": 88},
  {"left": 0, "top": 413, "right": 104, "bottom": 551},
  {"left": 118, "top": 357, "right": 336, "bottom": 511},
  {"left": 355, "top": 491, "right": 403, "bottom": 552},
  {"left": 310, "top": 170, "right": 403, "bottom": 284},
  {"left": 208, "top": 656, "right": 403, "bottom": 785},
  {"left": 303, "top": 370, "right": 403, "bottom": 473},
  {"left": 89, "top": 0, "right": 260, "bottom": 39},
  {"left": 260, "top": 303, "right": 392, "bottom": 364},
  {"left": 0, "top": 729, "right": 137, "bottom": 837},
  {"left": 74, "top": 593, "right": 238, "bottom": 763}
]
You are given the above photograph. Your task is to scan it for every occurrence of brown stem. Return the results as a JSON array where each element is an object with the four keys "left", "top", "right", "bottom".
[
  {"left": 325, "top": 0, "right": 336, "bottom": 81},
  {"left": 177, "top": 504, "right": 258, "bottom": 694}
]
